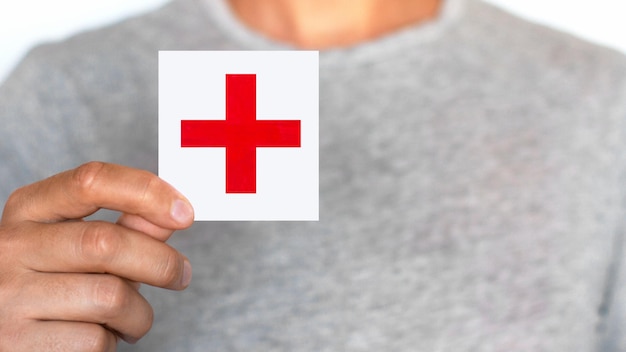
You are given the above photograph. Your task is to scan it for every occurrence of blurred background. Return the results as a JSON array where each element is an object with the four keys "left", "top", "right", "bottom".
[{"left": 1, "top": 0, "right": 626, "bottom": 85}]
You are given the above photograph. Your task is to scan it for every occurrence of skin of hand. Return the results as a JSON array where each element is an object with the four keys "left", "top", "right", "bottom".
[{"left": 0, "top": 162, "right": 194, "bottom": 351}]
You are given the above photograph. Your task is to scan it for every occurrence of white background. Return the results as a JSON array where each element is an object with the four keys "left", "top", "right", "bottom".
[{"left": 2, "top": 0, "right": 626, "bottom": 84}]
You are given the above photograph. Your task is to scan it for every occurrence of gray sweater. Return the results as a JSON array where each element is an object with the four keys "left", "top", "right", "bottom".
[{"left": 2, "top": 0, "right": 626, "bottom": 351}]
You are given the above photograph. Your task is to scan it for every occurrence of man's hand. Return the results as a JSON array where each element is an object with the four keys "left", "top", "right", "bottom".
[{"left": 0, "top": 162, "right": 194, "bottom": 351}]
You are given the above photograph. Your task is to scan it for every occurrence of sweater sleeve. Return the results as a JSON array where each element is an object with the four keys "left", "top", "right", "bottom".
[{"left": 595, "top": 73, "right": 626, "bottom": 352}]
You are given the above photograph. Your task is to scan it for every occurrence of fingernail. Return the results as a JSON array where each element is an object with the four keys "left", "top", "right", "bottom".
[
  {"left": 171, "top": 199, "right": 194, "bottom": 224},
  {"left": 181, "top": 259, "right": 192, "bottom": 287}
]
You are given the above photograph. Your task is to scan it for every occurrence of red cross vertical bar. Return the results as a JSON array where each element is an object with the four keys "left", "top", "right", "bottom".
[{"left": 181, "top": 74, "right": 301, "bottom": 193}]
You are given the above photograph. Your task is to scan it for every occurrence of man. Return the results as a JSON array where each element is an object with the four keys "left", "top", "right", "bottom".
[{"left": 1, "top": 0, "right": 626, "bottom": 350}]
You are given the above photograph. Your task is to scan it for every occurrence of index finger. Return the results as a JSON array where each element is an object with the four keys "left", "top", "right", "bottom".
[{"left": 2, "top": 162, "right": 194, "bottom": 228}]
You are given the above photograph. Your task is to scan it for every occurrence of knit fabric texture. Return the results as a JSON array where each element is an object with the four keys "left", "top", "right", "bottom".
[{"left": 1, "top": 0, "right": 626, "bottom": 350}]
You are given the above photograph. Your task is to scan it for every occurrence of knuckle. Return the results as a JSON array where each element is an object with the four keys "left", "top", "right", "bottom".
[
  {"left": 72, "top": 162, "right": 107, "bottom": 198},
  {"left": 145, "top": 304, "right": 155, "bottom": 333},
  {"left": 81, "top": 324, "right": 116, "bottom": 352},
  {"left": 2, "top": 187, "right": 29, "bottom": 223},
  {"left": 137, "top": 171, "right": 161, "bottom": 206},
  {"left": 78, "top": 223, "right": 121, "bottom": 266},
  {"left": 155, "top": 248, "right": 182, "bottom": 287},
  {"left": 135, "top": 303, "right": 155, "bottom": 340},
  {"left": 3, "top": 188, "right": 23, "bottom": 213},
  {"left": 92, "top": 275, "right": 131, "bottom": 318},
  {"left": 0, "top": 227, "right": 17, "bottom": 261},
  {"left": 0, "top": 228, "right": 26, "bottom": 295}
]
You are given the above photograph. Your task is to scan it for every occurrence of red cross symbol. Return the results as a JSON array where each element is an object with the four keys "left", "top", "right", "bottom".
[{"left": 181, "top": 74, "right": 301, "bottom": 193}]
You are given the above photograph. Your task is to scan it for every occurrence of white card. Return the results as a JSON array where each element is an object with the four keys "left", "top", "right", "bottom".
[{"left": 159, "top": 51, "right": 319, "bottom": 221}]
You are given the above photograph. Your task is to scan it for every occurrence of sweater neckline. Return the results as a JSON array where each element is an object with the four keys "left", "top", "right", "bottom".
[{"left": 197, "top": 0, "right": 467, "bottom": 67}]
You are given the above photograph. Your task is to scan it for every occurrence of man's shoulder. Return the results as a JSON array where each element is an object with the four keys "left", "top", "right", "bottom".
[
  {"left": 470, "top": 1, "right": 626, "bottom": 64},
  {"left": 464, "top": 0, "right": 626, "bottom": 104},
  {"left": 4, "top": 0, "right": 223, "bottom": 89}
]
